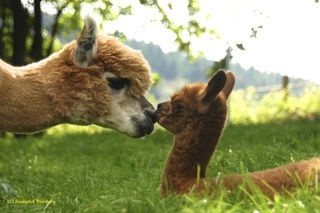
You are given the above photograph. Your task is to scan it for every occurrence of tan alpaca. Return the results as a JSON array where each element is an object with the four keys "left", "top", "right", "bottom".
[
  {"left": 0, "top": 16, "right": 155, "bottom": 138},
  {"left": 156, "top": 70, "right": 320, "bottom": 198}
]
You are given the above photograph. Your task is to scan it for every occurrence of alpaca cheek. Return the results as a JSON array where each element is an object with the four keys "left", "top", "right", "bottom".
[
  {"left": 158, "top": 117, "right": 170, "bottom": 128},
  {"left": 158, "top": 118, "right": 176, "bottom": 133}
]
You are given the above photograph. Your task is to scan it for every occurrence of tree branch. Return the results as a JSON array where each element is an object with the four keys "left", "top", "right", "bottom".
[{"left": 46, "top": 1, "right": 71, "bottom": 56}]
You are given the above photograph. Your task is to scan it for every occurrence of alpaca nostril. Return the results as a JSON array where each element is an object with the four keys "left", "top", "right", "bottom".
[{"left": 157, "top": 103, "right": 163, "bottom": 110}]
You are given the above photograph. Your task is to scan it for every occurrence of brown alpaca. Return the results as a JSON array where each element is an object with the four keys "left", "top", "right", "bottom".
[
  {"left": 0, "top": 16, "right": 155, "bottom": 138},
  {"left": 156, "top": 70, "right": 320, "bottom": 198}
]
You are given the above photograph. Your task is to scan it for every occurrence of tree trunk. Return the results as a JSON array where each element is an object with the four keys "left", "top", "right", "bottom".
[
  {"left": 46, "top": 9, "right": 62, "bottom": 56},
  {"left": 31, "top": 0, "right": 43, "bottom": 61},
  {"left": 0, "top": 0, "right": 6, "bottom": 58},
  {"left": 46, "top": 1, "right": 70, "bottom": 57},
  {"left": 11, "top": 0, "right": 29, "bottom": 65}
]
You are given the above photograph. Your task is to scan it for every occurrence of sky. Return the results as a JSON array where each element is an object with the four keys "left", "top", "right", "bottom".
[{"left": 88, "top": 0, "right": 320, "bottom": 83}]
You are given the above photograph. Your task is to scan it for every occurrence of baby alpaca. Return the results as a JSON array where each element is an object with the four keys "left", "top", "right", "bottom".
[
  {"left": 0, "top": 16, "right": 155, "bottom": 138},
  {"left": 156, "top": 70, "right": 320, "bottom": 198}
]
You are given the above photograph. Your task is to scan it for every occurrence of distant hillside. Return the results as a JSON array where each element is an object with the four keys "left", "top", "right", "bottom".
[
  {"left": 126, "top": 40, "right": 307, "bottom": 101},
  {"left": 126, "top": 40, "right": 209, "bottom": 82},
  {"left": 230, "top": 64, "right": 305, "bottom": 89}
]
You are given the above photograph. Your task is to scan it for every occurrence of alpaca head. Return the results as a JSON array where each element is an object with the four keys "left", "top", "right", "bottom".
[
  {"left": 62, "top": 16, "right": 156, "bottom": 137},
  {"left": 156, "top": 71, "right": 235, "bottom": 134}
]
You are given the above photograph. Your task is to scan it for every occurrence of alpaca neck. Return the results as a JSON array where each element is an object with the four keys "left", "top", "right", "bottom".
[
  {"left": 0, "top": 46, "right": 73, "bottom": 133},
  {"left": 161, "top": 106, "right": 226, "bottom": 194}
]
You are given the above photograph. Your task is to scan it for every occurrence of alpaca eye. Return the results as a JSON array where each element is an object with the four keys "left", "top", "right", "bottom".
[
  {"left": 107, "top": 77, "right": 129, "bottom": 90},
  {"left": 174, "top": 105, "right": 184, "bottom": 113}
]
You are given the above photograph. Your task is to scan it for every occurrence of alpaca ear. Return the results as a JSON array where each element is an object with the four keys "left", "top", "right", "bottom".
[
  {"left": 202, "top": 70, "right": 226, "bottom": 103},
  {"left": 73, "top": 16, "right": 98, "bottom": 68},
  {"left": 221, "top": 71, "right": 235, "bottom": 99}
]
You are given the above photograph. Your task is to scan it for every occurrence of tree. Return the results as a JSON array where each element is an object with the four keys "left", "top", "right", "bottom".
[
  {"left": 140, "top": 0, "right": 208, "bottom": 59},
  {"left": 30, "top": 0, "right": 43, "bottom": 60},
  {"left": 0, "top": 0, "right": 131, "bottom": 65},
  {"left": 11, "top": 0, "right": 29, "bottom": 65}
]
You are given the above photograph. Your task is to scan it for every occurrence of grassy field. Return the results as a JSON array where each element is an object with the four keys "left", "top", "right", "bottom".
[{"left": 1, "top": 119, "right": 320, "bottom": 212}]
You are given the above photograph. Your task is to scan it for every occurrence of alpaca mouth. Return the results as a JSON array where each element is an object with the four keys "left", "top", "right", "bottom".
[
  {"left": 154, "top": 109, "right": 163, "bottom": 122},
  {"left": 155, "top": 102, "right": 168, "bottom": 122},
  {"left": 130, "top": 108, "right": 157, "bottom": 138}
]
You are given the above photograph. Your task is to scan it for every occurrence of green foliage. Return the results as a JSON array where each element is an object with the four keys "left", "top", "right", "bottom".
[
  {"left": 151, "top": 72, "right": 161, "bottom": 88},
  {"left": 1, "top": 119, "right": 320, "bottom": 212},
  {"left": 140, "top": 0, "right": 210, "bottom": 60}
]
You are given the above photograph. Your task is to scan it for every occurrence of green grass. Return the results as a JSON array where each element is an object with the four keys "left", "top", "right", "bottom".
[{"left": 1, "top": 120, "right": 320, "bottom": 212}]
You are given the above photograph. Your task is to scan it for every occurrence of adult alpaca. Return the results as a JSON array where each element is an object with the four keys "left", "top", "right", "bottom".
[
  {"left": 0, "top": 16, "right": 155, "bottom": 138},
  {"left": 156, "top": 70, "right": 320, "bottom": 198}
]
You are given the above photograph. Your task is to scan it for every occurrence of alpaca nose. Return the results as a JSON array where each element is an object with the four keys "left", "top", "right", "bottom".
[
  {"left": 157, "top": 103, "right": 164, "bottom": 111},
  {"left": 143, "top": 108, "right": 157, "bottom": 124}
]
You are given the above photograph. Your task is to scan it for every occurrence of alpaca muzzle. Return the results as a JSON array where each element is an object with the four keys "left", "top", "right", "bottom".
[{"left": 131, "top": 108, "right": 156, "bottom": 138}]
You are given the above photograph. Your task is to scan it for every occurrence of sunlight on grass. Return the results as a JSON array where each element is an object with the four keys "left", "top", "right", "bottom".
[
  {"left": 46, "top": 124, "right": 110, "bottom": 136},
  {"left": 229, "top": 85, "right": 320, "bottom": 124},
  {"left": 179, "top": 178, "right": 320, "bottom": 213}
]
